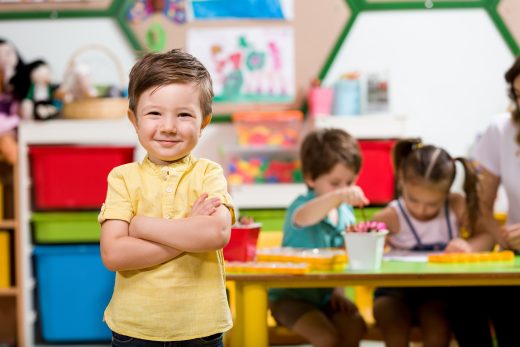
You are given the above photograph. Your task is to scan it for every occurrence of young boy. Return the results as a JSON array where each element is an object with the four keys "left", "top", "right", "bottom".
[
  {"left": 99, "top": 49, "right": 234, "bottom": 346},
  {"left": 269, "top": 128, "right": 368, "bottom": 347}
]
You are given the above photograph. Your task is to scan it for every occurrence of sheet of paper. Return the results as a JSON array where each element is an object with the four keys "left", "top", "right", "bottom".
[{"left": 383, "top": 250, "right": 439, "bottom": 263}]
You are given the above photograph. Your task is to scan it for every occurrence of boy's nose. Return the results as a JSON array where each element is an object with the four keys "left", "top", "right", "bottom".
[{"left": 161, "top": 116, "right": 177, "bottom": 133}]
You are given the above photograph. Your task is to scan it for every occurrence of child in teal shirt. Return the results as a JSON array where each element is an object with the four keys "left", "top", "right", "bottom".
[{"left": 269, "top": 128, "right": 368, "bottom": 347}]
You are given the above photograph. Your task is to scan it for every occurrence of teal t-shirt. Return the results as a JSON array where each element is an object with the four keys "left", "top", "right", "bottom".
[{"left": 268, "top": 190, "right": 356, "bottom": 307}]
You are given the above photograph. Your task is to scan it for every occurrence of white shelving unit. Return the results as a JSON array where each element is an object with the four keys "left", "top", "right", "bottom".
[
  {"left": 230, "top": 114, "right": 407, "bottom": 209},
  {"left": 17, "top": 119, "right": 144, "bottom": 347},
  {"left": 312, "top": 114, "right": 407, "bottom": 139}
]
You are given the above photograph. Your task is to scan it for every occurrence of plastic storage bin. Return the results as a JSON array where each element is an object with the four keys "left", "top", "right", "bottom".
[
  {"left": 223, "top": 223, "right": 261, "bottom": 261},
  {"left": 32, "top": 212, "right": 100, "bottom": 244},
  {"left": 357, "top": 140, "right": 396, "bottom": 204},
  {"left": 29, "top": 145, "right": 134, "bottom": 210},
  {"left": 33, "top": 245, "right": 115, "bottom": 342},
  {"left": 232, "top": 111, "right": 303, "bottom": 148},
  {"left": 226, "top": 148, "right": 302, "bottom": 185},
  {"left": 0, "top": 231, "right": 10, "bottom": 288}
]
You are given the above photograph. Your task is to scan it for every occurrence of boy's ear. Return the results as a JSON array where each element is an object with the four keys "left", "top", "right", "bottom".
[
  {"left": 200, "top": 114, "right": 212, "bottom": 134},
  {"left": 303, "top": 174, "right": 315, "bottom": 189},
  {"left": 128, "top": 109, "right": 138, "bottom": 130}
]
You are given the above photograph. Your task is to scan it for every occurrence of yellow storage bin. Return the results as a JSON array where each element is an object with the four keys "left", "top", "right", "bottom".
[{"left": 0, "top": 230, "right": 10, "bottom": 288}]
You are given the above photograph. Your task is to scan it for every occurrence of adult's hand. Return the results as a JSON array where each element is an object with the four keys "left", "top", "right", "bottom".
[{"left": 501, "top": 223, "right": 520, "bottom": 251}]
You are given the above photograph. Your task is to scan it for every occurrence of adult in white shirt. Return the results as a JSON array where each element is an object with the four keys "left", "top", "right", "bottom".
[
  {"left": 453, "top": 56, "right": 520, "bottom": 347},
  {"left": 474, "top": 73, "right": 520, "bottom": 248}
]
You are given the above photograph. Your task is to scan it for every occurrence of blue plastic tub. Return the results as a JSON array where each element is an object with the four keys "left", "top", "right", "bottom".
[{"left": 33, "top": 245, "right": 115, "bottom": 342}]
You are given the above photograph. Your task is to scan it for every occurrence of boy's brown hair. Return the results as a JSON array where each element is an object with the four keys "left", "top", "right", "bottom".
[
  {"left": 300, "top": 128, "right": 362, "bottom": 181},
  {"left": 128, "top": 49, "right": 214, "bottom": 119}
]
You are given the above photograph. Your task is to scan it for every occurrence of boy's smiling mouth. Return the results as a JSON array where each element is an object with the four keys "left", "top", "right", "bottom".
[{"left": 156, "top": 139, "right": 181, "bottom": 146}]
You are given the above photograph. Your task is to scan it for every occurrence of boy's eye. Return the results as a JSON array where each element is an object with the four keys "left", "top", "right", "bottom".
[
  {"left": 179, "top": 112, "right": 192, "bottom": 117},
  {"left": 146, "top": 111, "right": 161, "bottom": 116}
]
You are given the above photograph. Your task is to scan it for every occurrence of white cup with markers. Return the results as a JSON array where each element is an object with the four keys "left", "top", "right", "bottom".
[{"left": 343, "top": 221, "right": 388, "bottom": 271}]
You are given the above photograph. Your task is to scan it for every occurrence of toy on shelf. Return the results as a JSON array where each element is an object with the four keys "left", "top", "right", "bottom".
[
  {"left": 0, "top": 38, "right": 32, "bottom": 165},
  {"left": 226, "top": 261, "right": 310, "bottom": 275},
  {"left": 256, "top": 247, "right": 348, "bottom": 271},
  {"left": 20, "top": 60, "right": 60, "bottom": 121},
  {"left": 428, "top": 251, "right": 515, "bottom": 264},
  {"left": 232, "top": 110, "right": 303, "bottom": 148},
  {"left": 55, "top": 44, "right": 128, "bottom": 120}
]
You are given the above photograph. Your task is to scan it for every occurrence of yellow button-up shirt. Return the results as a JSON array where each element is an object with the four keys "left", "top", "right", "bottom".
[{"left": 98, "top": 154, "right": 234, "bottom": 341}]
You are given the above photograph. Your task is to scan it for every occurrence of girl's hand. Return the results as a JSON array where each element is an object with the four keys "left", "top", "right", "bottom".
[
  {"left": 501, "top": 223, "right": 520, "bottom": 251},
  {"left": 330, "top": 288, "right": 359, "bottom": 314},
  {"left": 190, "top": 193, "right": 221, "bottom": 217},
  {"left": 445, "top": 238, "right": 472, "bottom": 253},
  {"left": 337, "top": 185, "right": 369, "bottom": 207}
]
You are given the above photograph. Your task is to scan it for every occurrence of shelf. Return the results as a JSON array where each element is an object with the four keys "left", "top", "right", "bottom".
[
  {"left": 18, "top": 119, "right": 146, "bottom": 347},
  {"left": 231, "top": 183, "right": 306, "bottom": 209},
  {"left": 0, "top": 220, "right": 16, "bottom": 229},
  {"left": 313, "top": 114, "right": 407, "bottom": 139},
  {"left": 0, "top": 287, "right": 18, "bottom": 297}
]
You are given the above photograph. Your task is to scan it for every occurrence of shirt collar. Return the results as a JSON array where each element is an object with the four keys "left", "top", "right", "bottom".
[{"left": 142, "top": 154, "right": 195, "bottom": 176}]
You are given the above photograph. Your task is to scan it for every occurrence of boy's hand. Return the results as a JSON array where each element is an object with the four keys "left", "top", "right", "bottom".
[
  {"left": 501, "top": 223, "right": 520, "bottom": 251},
  {"left": 331, "top": 287, "right": 359, "bottom": 314},
  {"left": 337, "top": 185, "right": 369, "bottom": 207},
  {"left": 190, "top": 193, "right": 222, "bottom": 217},
  {"left": 445, "top": 238, "right": 472, "bottom": 253}
]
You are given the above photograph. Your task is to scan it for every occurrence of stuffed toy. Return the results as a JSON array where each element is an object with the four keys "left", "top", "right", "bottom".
[
  {"left": 0, "top": 38, "right": 29, "bottom": 165},
  {"left": 21, "top": 60, "right": 60, "bottom": 120}
]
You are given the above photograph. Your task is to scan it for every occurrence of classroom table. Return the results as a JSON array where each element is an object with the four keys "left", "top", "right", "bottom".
[{"left": 226, "top": 258, "right": 520, "bottom": 347}]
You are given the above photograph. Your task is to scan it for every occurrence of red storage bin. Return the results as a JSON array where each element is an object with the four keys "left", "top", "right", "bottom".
[
  {"left": 223, "top": 223, "right": 261, "bottom": 261},
  {"left": 357, "top": 140, "right": 396, "bottom": 204},
  {"left": 29, "top": 146, "right": 134, "bottom": 210}
]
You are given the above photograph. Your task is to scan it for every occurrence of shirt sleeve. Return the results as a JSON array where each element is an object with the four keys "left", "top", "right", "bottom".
[
  {"left": 202, "top": 162, "right": 236, "bottom": 224},
  {"left": 98, "top": 167, "right": 134, "bottom": 224},
  {"left": 473, "top": 119, "right": 501, "bottom": 177}
]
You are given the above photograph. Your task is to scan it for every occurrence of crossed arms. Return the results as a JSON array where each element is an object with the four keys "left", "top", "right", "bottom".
[{"left": 100, "top": 193, "right": 232, "bottom": 271}]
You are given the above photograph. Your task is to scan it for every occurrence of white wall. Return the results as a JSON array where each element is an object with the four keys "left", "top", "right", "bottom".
[
  {"left": 0, "top": 18, "right": 136, "bottom": 87},
  {"left": 323, "top": 9, "right": 514, "bottom": 157},
  {"left": 1, "top": 10, "right": 516, "bottom": 163}
]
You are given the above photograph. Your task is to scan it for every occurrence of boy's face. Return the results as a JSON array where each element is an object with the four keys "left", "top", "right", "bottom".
[
  {"left": 305, "top": 162, "right": 357, "bottom": 196},
  {"left": 128, "top": 83, "right": 211, "bottom": 165}
]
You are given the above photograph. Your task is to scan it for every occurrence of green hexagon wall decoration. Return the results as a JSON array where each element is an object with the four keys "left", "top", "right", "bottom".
[{"left": 318, "top": 0, "right": 518, "bottom": 79}]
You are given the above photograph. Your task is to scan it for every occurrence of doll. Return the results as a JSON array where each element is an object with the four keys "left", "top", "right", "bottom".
[
  {"left": 0, "top": 38, "right": 29, "bottom": 164},
  {"left": 21, "top": 60, "right": 59, "bottom": 120}
]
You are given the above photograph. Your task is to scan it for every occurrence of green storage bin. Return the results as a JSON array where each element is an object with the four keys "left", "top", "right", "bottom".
[
  {"left": 353, "top": 207, "right": 381, "bottom": 222},
  {"left": 32, "top": 212, "right": 100, "bottom": 243},
  {"left": 239, "top": 207, "right": 382, "bottom": 232},
  {"left": 239, "top": 209, "right": 286, "bottom": 231}
]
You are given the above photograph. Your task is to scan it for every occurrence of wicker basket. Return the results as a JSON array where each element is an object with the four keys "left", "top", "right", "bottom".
[{"left": 60, "top": 44, "right": 129, "bottom": 119}]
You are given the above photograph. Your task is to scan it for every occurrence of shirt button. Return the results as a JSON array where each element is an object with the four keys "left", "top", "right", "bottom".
[{"left": 166, "top": 187, "right": 173, "bottom": 193}]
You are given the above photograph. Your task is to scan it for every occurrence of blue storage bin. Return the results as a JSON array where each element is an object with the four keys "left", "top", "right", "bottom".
[{"left": 33, "top": 245, "right": 115, "bottom": 342}]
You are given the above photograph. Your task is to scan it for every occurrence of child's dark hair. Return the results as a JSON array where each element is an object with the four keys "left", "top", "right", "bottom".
[
  {"left": 300, "top": 128, "right": 362, "bottom": 181},
  {"left": 505, "top": 55, "right": 520, "bottom": 146},
  {"left": 393, "top": 139, "right": 480, "bottom": 232},
  {"left": 128, "top": 49, "right": 214, "bottom": 119}
]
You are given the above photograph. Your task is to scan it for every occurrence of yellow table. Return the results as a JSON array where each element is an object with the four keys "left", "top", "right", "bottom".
[{"left": 226, "top": 258, "right": 520, "bottom": 347}]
